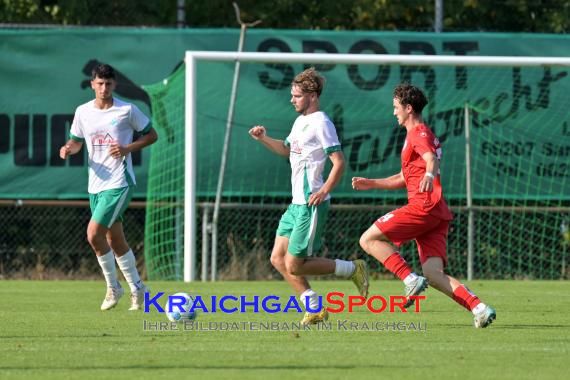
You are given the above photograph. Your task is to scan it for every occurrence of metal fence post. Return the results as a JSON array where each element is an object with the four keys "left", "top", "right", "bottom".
[
  {"left": 464, "top": 102, "right": 474, "bottom": 281},
  {"left": 176, "top": 0, "right": 185, "bottom": 28},
  {"left": 201, "top": 203, "right": 211, "bottom": 282}
]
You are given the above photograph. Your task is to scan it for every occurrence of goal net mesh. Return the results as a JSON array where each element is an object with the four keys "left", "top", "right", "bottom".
[{"left": 143, "top": 58, "right": 570, "bottom": 281}]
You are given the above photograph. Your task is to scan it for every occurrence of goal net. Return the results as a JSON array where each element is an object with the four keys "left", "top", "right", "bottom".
[{"left": 143, "top": 52, "right": 570, "bottom": 281}]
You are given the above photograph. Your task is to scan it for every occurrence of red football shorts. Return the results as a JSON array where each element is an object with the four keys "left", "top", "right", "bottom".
[{"left": 374, "top": 205, "right": 450, "bottom": 267}]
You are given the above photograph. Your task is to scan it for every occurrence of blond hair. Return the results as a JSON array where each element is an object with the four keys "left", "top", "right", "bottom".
[{"left": 292, "top": 67, "right": 325, "bottom": 97}]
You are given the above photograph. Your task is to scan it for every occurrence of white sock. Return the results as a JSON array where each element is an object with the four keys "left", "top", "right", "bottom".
[
  {"left": 472, "top": 303, "right": 487, "bottom": 315},
  {"left": 115, "top": 249, "right": 143, "bottom": 293},
  {"left": 300, "top": 288, "right": 321, "bottom": 312},
  {"left": 97, "top": 250, "right": 119, "bottom": 288},
  {"left": 334, "top": 259, "right": 355, "bottom": 277},
  {"left": 403, "top": 273, "right": 419, "bottom": 286}
]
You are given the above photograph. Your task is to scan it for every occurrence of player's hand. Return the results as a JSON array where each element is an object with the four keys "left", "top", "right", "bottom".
[
  {"left": 249, "top": 125, "right": 267, "bottom": 141},
  {"left": 308, "top": 191, "right": 328, "bottom": 206},
  {"left": 352, "top": 177, "right": 373, "bottom": 190},
  {"left": 109, "top": 143, "right": 128, "bottom": 159},
  {"left": 59, "top": 145, "right": 71, "bottom": 159},
  {"left": 419, "top": 175, "right": 434, "bottom": 193}
]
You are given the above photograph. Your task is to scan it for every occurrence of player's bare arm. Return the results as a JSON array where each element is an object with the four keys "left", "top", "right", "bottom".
[
  {"left": 308, "top": 151, "right": 345, "bottom": 206},
  {"left": 248, "top": 125, "right": 290, "bottom": 157},
  {"left": 109, "top": 127, "right": 158, "bottom": 159},
  {"left": 59, "top": 139, "right": 83, "bottom": 159},
  {"left": 352, "top": 171, "right": 406, "bottom": 191},
  {"left": 419, "top": 151, "right": 438, "bottom": 193}
]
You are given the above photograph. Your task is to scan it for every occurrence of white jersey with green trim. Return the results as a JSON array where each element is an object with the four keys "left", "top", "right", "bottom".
[
  {"left": 284, "top": 111, "right": 341, "bottom": 205},
  {"left": 70, "top": 98, "right": 150, "bottom": 194}
]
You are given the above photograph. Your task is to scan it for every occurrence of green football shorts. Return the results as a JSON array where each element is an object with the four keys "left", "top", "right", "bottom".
[
  {"left": 89, "top": 186, "right": 133, "bottom": 228},
  {"left": 276, "top": 201, "right": 330, "bottom": 257}
]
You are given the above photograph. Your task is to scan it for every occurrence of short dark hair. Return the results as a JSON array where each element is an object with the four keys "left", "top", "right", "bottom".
[
  {"left": 91, "top": 63, "right": 116, "bottom": 80},
  {"left": 292, "top": 67, "right": 325, "bottom": 97},
  {"left": 393, "top": 83, "right": 428, "bottom": 113}
]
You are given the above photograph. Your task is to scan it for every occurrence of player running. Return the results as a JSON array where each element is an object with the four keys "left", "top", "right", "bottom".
[
  {"left": 60, "top": 63, "right": 157, "bottom": 311},
  {"left": 352, "top": 83, "right": 496, "bottom": 328},
  {"left": 249, "top": 67, "right": 368, "bottom": 324}
]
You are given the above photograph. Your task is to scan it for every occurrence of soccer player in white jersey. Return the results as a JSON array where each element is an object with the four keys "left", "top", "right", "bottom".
[
  {"left": 249, "top": 67, "right": 369, "bottom": 324},
  {"left": 59, "top": 63, "right": 158, "bottom": 311}
]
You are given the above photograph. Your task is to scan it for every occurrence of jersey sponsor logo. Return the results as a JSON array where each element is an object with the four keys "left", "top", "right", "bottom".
[
  {"left": 91, "top": 132, "right": 116, "bottom": 151},
  {"left": 290, "top": 139, "right": 302, "bottom": 154}
]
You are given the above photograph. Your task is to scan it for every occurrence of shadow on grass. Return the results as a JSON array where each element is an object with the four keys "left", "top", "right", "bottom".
[
  {"left": 436, "top": 323, "right": 570, "bottom": 329},
  {"left": 0, "top": 363, "right": 434, "bottom": 371},
  {"left": 492, "top": 324, "right": 570, "bottom": 329}
]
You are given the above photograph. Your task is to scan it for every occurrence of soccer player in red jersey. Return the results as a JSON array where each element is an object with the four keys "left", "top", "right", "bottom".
[{"left": 352, "top": 84, "right": 496, "bottom": 328}]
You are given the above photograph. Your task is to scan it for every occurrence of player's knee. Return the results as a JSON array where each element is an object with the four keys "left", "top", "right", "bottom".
[
  {"left": 359, "top": 233, "right": 371, "bottom": 252},
  {"left": 86, "top": 227, "right": 105, "bottom": 249},
  {"left": 86, "top": 230, "right": 97, "bottom": 247},
  {"left": 284, "top": 261, "right": 296, "bottom": 275},
  {"left": 285, "top": 259, "right": 302, "bottom": 276},
  {"left": 422, "top": 257, "right": 446, "bottom": 283},
  {"left": 107, "top": 237, "right": 127, "bottom": 253},
  {"left": 270, "top": 254, "right": 284, "bottom": 271}
]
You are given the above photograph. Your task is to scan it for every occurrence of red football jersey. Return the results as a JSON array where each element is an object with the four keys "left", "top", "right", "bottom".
[{"left": 401, "top": 124, "right": 453, "bottom": 220}]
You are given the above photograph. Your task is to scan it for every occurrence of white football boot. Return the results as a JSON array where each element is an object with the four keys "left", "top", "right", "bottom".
[
  {"left": 129, "top": 284, "right": 150, "bottom": 311},
  {"left": 100, "top": 283, "right": 124, "bottom": 311}
]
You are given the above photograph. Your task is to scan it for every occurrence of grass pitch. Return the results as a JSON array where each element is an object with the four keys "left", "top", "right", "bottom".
[{"left": 1, "top": 280, "right": 569, "bottom": 380}]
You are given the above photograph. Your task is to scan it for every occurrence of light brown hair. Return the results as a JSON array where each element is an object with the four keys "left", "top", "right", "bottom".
[{"left": 292, "top": 67, "right": 325, "bottom": 97}]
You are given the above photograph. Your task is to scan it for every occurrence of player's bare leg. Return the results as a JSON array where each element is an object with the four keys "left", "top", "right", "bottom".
[
  {"left": 422, "top": 257, "right": 496, "bottom": 328},
  {"left": 108, "top": 221, "right": 148, "bottom": 311},
  {"left": 87, "top": 220, "right": 112, "bottom": 257},
  {"left": 270, "top": 236, "right": 310, "bottom": 294},
  {"left": 270, "top": 237, "right": 326, "bottom": 323},
  {"left": 421, "top": 257, "right": 460, "bottom": 296},
  {"left": 283, "top": 250, "right": 368, "bottom": 298},
  {"left": 106, "top": 222, "right": 129, "bottom": 258},
  {"left": 359, "top": 224, "right": 427, "bottom": 307},
  {"left": 87, "top": 220, "right": 123, "bottom": 310},
  {"left": 284, "top": 255, "right": 334, "bottom": 276},
  {"left": 359, "top": 224, "right": 398, "bottom": 262}
]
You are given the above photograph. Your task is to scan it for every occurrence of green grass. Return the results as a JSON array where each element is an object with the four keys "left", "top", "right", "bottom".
[{"left": 1, "top": 280, "right": 569, "bottom": 379}]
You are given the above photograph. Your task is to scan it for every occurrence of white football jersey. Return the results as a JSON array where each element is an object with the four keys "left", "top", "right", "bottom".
[
  {"left": 284, "top": 111, "right": 341, "bottom": 204},
  {"left": 70, "top": 98, "right": 150, "bottom": 194}
]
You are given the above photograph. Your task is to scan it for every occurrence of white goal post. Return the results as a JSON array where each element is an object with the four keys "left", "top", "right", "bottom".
[{"left": 183, "top": 51, "right": 570, "bottom": 282}]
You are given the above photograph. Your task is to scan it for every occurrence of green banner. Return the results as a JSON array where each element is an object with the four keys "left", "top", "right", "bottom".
[
  {"left": 1, "top": 29, "right": 569, "bottom": 199},
  {"left": 0, "top": 29, "right": 244, "bottom": 199}
]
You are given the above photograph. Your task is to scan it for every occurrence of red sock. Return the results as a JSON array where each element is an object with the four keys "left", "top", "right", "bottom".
[
  {"left": 383, "top": 252, "right": 412, "bottom": 281},
  {"left": 452, "top": 285, "right": 481, "bottom": 311}
]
